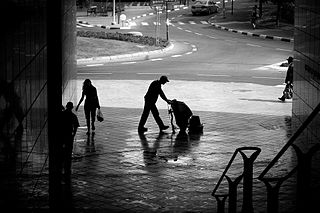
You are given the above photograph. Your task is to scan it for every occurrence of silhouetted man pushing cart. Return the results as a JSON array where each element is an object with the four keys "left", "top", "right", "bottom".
[{"left": 138, "top": 76, "right": 172, "bottom": 133}]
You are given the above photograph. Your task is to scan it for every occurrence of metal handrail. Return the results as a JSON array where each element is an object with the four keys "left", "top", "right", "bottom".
[
  {"left": 258, "top": 102, "right": 320, "bottom": 179},
  {"left": 212, "top": 147, "right": 261, "bottom": 195}
]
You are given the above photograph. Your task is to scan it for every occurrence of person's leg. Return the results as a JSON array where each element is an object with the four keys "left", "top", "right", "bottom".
[
  {"left": 138, "top": 102, "right": 151, "bottom": 131},
  {"left": 150, "top": 104, "right": 167, "bottom": 130},
  {"left": 84, "top": 107, "right": 91, "bottom": 134},
  {"left": 91, "top": 108, "right": 96, "bottom": 131}
]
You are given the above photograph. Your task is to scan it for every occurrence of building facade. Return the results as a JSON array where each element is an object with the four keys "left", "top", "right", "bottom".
[
  {"left": 0, "top": 0, "right": 76, "bottom": 208},
  {"left": 293, "top": 0, "right": 320, "bottom": 211}
]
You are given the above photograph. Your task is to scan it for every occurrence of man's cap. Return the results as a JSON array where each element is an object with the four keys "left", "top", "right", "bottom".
[
  {"left": 66, "top": 102, "right": 73, "bottom": 109},
  {"left": 287, "top": 56, "right": 293, "bottom": 61},
  {"left": 160, "top": 75, "right": 169, "bottom": 83}
]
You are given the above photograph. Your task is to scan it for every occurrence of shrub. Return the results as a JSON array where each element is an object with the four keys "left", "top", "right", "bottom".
[{"left": 77, "top": 30, "right": 169, "bottom": 47}]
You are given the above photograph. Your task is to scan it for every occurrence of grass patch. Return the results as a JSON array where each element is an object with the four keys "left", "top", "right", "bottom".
[{"left": 76, "top": 36, "right": 161, "bottom": 59}]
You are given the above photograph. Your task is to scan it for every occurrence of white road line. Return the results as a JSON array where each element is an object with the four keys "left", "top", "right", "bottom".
[
  {"left": 77, "top": 23, "right": 94, "bottom": 28},
  {"left": 246, "top": 43, "right": 262, "bottom": 47},
  {"left": 276, "top": 48, "right": 292, "bottom": 52},
  {"left": 197, "top": 74, "right": 231, "bottom": 77},
  {"left": 150, "top": 58, "right": 163, "bottom": 61},
  {"left": 137, "top": 72, "right": 170, "bottom": 75},
  {"left": 129, "top": 22, "right": 137, "bottom": 26},
  {"left": 153, "top": 22, "right": 161, "bottom": 25},
  {"left": 79, "top": 73, "right": 113, "bottom": 75},
  {"left": 149, "top": 13, "right": 154, "bottom": 15},
  {"left": 121, "top": 62, "right": 136, "bottom": 64},
  {"left": 189, "top": 21, "right": 196, "bottom": 24},
  {"left": 207, "top": 35, "right": 216, "bottom": 39},
  {"left": 200, "top": 21, "right": 209, "bottom": 24},
  {"left": 177, "top": 27, "right": 183, "bottom": 30},
  {"left": 141, "top": 22, "right": 149, "bottom": 26},
  {"left": 185, "top": 52, "right": 193, "bottom": 55},
  {"left": 195, "top": 33, "right": 203, "bottom": 36},
  {"left": 171, "top": 55, "right": 182, "bottom": 58},
  {"left": 185, "top": 30, "right": 192, "bottom": 32},
  {"left": 178, "top": 21, "right": 185, "bottom": 25},
  {"left": 86, "top": 64, "right": 104, "bottom": 67},
  {"left": 142, "top": 14, "right": 147, "bottom": 17},
  {"left": 252, "top": 76, "right": 283, "bottom": 80}
]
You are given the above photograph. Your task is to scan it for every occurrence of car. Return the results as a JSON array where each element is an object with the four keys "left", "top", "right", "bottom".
[{"left": 191, "top": 0, "right": 219, "bottom": 15}]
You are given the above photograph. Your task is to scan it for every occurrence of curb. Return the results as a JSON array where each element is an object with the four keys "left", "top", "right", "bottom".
[
  {"left": 209, "top": 22, "right": 294, "bottom": 43},
  {"left": 77, "top": 41, "right": 174, "bottom": 64}
]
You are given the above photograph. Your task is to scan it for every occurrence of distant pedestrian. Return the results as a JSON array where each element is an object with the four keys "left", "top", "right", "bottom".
[
  {"left": 251, "top": 5, "right": 258, "bottom": 29},
  {"left": 75, "top": 79, "right": 100, "bottom": 135},
  {"left": 279, "top": 56, "right": 294, "bottom": 101},
  {"left": 138, "top": 76, "right": 172, "bottom": 133},
  {"left": 61, "top": 102, "right": 79, "bottom": 183}
]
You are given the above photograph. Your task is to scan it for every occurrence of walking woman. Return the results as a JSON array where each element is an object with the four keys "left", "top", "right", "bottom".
[{"left": 76, "top": 79, "right": 100, "bottom": 135}]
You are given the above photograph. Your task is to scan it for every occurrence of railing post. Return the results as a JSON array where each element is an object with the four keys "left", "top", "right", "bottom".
[
  {"left": 226, "top": 175, "right": 243, "bottom": 213},
  {"left": 260, "top": 169, "right": 296, "bottom": 213},
  {"left": 292, "top": 144, "right": 320, "bottom": 213},
  {"left": 214, "top": 195, "right": 228, "bottom": 213},
  {"left": 239, "top": 148, "right": 261, "bottom": 213}
]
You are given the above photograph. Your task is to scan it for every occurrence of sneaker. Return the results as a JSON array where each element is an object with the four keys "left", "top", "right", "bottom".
[
  {"left": 138, "top": 127, "right": 148, "bottom": 133},
  {"left": 278, "top": 97, "right": 285, "bottom": 102},
  {"left": 160, "top": 125, "right": 169, "bottom": 131}
]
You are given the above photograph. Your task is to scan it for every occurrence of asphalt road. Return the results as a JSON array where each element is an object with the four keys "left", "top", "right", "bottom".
[{"left": 77, "top": 7, "right": 293, "bottom": 86}]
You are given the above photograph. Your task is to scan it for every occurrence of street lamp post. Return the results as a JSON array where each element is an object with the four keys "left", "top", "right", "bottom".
[{"left": 112, "top": 0, "right": 115, "bottom": 24}]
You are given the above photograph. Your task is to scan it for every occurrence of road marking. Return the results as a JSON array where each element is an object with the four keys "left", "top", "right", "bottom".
[
  {"left": 195, "top": 32, "right": 203, "bottom": 36},
  {"left": 137, "top": 72, "right": 170, "bottom": 75},
  {"left": 246, "top": 43, "right": 262, "bottom": 47},
  {"left": 252, "top": 61, "right": 288, "bottom": 71},
  {"left": 141, "top": 22, "right": 149, "bottom": 26},
  {"left": 171, "top": 55, "right": 182, "bottom": 58},
  {"left": 197, "top": 74, "right": 231, "bottom": 77},
  {"left": 77, "top": 23, "right": 94, "bottom": 27},
  {"left": 177, "top": 27, "right": 183, "bottom": 30},
  {"left": 153, "top": 22, "right": 161, "bottom": 25},
  {"left": 185, "top": 52, "right": 193, "bottom": 55},
  {"left": 189, "top": 21, "right": 196, "bottom": 24},
  {"left": 79, "top": 73, "right": 113, "bottom": 75},
  {"left": 200, "top": 21, "right": 209, "bottom": 24},
  {"left": 207, "top": 35, "right": 216, "bottom": 39},
  {"left": 129, "top": 22, "right": 137, "bottom": 26},
  {"left": 178, "top": 21, "right": 185, "bottom": 25},
  {"left": 276, "top": 48, "right": 292, "bottom": 52},
  {"left": 86, "top": 64, "right": 104, "bottom": 67},
  {"left": 150, "top": 58, "right": 163, "bottom": 61},
  {"left": 121, "top": 62, "right": 136, "bottom": 64},
  {"left": 185, "top": 30, "right": 192, "bottom": 32},
  {"left": 251, "top": 76, "right": 283, "bottom": 80}
]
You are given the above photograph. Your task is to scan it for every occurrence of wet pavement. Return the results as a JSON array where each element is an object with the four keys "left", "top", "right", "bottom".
[{"left": 68, "top": 106, "right": 294, "bottom": 212}]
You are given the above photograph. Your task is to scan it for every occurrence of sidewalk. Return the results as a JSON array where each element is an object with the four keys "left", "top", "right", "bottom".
[{"left": 24, "top": 79, "right": 295, "bottom": 212}]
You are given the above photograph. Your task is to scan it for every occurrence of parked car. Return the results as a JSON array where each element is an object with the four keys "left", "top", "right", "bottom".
[{"left": 191, "top": 0, "right": 219, "bottom": 15}]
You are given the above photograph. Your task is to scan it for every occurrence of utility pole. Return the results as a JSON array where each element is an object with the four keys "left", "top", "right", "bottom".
[
  {"left": 166, "top": 1, "right": 169, "bottom": 41},
  {"left": 222, "top": 0, "right": 226, "bottom": 18},
  {"left": 112, "top": 0, "right": 115, "bottom": 24}
]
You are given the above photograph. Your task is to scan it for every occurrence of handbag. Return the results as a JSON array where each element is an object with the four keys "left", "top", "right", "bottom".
[
  {"left": 283, "top": 83, "right": 293, "bottom": 99},
  {"left": 97, "top": 109, "right": 104, "bottom": 122}
]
